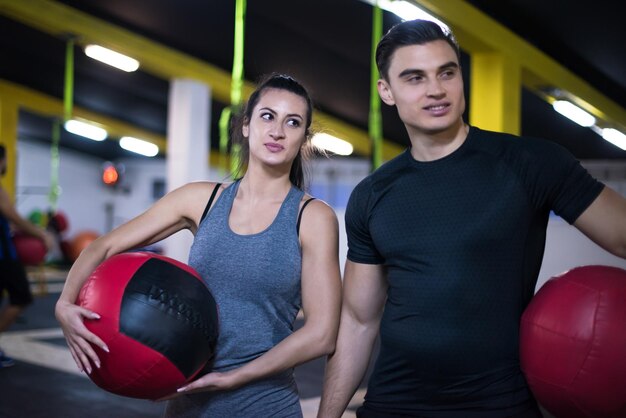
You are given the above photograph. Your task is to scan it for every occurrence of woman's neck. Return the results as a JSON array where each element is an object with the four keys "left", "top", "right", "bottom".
[{"left": 238, "top": 164, "right": 292, "bottom": 201}]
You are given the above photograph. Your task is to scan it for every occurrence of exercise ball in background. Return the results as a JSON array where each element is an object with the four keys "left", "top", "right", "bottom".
[
  {"left": 66, "top": 230, "right": 100, "bottom": 262},
  {"left": 48, "top": 211, "right": 69, "bottom": 234},
  {"left": 28, "top": 209, "right": 44, "bottom": 227},
  {"left": 76, "top": 251, "right": 219, "bottom": 399},
  {"left": 520, "top": 265, "right": 626, "bottom": 418},
  {"left": 12, "top": 232, "right": 46, "bottom": 265}
]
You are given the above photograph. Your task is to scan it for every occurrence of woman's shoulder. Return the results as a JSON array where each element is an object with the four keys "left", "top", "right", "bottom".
[
  {"left": 297, "top": 197, "right": 338, "bottom": 249},
  {"left": 163, "top": 182, "right": 233, "bottom": 212},
  {"left": 299, "top": 195, "right": 337, "bottom": 224},
  {"left": 177, "top": 181, "right": 232, "bottom": 194}
]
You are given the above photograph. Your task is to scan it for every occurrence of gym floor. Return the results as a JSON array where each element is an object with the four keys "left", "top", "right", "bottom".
[{"left": 0, "top": 268, "right": 554, "bottom": 418}]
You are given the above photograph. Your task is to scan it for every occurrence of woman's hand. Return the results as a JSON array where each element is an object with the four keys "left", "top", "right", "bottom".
[
  {"left": 155, "top": 370, "right": 242, "bottom": 401},
  {"left": 55, "top": 300, "right": 109, "bottom": 374},
  {"left": 178, "top": 370, "right": 242, "bottom": 392}
]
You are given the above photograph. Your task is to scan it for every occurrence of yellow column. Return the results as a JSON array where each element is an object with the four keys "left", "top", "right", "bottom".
[
  {"left": 0, "top": 98, "right": 19, "bottom": 199},
  {"left": 469, "top": 52, "right": 521, "bottom": 135}
]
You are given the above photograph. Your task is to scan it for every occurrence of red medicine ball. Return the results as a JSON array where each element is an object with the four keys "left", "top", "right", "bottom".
[
  {"left": 520, "top": 265, "right": 626, "bottom": 418},
  {"left": 49, "top": 211, "right": 69, "bottom": 234},
  {"left": 76, "top": 252, "right": 219, "bottom": 400},
  {"left": 12, "top": 232, "right": 46, "bottom": 265}
]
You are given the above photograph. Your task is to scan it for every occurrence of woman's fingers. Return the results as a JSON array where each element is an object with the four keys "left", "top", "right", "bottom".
[
  {"left": 75, "top": 336, "right": 100, "bottom": 371},
  {"left": 67, "top": 344, "right": 83, "bottom": 373},
  {"left": 60, "top": 304, "right": 109, "bottom": 373}
]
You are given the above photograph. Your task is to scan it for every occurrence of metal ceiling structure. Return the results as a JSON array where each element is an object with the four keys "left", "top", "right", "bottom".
[{"left": 0, "top": 0, "right": 624, "bottom": 179}]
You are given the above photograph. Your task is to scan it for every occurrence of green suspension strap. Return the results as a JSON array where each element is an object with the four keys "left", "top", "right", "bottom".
[
  {"left": 219, "top": 0, "right": 246, "bottom": 176},
  {"left": 49, "top": 121, "right": 61, "bottom": 211},
  {"left": 218, "top": 106, "right": 232, "bottom": 174},
  {"left": 49, "top": 37, "right": 74, "bottom": 211},
  {"left": 369, "top": 4, "right": 383, "bottom": 171},
  {"left": 63, "top": 38, "right": 74, "bottom": 122}
]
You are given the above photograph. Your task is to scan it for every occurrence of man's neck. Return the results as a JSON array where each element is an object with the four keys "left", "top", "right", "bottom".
[{"left": 408, "top": 122, "right": 469, "bottom": 162}]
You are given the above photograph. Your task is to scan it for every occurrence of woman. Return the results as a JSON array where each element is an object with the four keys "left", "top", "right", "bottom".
[{"left": 55, "top": 74, "right": 342, "bottom": 417}]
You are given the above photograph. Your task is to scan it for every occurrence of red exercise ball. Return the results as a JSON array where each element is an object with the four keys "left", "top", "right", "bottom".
[
  {"left": 49, "top": 211, "right": 69, "bottom": 233},
  {"left": 12, "top": 232, "right": 46, "bottom": 265},
  {"left": 76, "top": 251, "right": 219, "bottom": 400},
  {"left": 67, "top": 230, "right": 100, "bottom": 262},
  {"left": 520, "top": 265, "right": 626, "bottom": 418}
]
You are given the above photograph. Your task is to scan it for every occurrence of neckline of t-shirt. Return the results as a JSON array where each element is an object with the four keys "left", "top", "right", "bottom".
[{"left": 404, "top": 125, "right": 476, "bottom": 167}]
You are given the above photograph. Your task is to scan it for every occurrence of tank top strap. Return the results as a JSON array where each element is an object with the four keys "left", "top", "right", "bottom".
[
  {"left": 274, "top": 185, "right": 305, "bottom": 229},
  {"left": 200, "top": 180, "right": 239, "bottom": 225},
  {"left": 220, "top": 179, "right": 240, "bottom": 204}
]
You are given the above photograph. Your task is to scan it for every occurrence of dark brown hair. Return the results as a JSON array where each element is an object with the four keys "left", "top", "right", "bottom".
[{"left": 376, "top": 19, "right": 461, "bottom": 81}]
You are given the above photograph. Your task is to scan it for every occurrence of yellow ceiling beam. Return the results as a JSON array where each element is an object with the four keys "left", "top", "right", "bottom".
[
  {"left": 415, "top": 0, "right": 626, "bottom": 131},
  {"left": 0, "top": 0, "right": 236, "bottom": 104},
  {"left": 0, "top": 0, "right": 403, "bottom": 160},
  {"left": 0, "top": 79, "right": 235, "bottom": 165},
  {"left": 0, "top": 79, "right": 166, "bottom": 151}
]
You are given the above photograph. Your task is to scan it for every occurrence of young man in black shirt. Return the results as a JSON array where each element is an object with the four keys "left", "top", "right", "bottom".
[{"left": 318, "top": 19, "right": 626, "bottom": 418}]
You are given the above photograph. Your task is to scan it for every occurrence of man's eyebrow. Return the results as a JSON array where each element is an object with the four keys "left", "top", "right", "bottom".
[
  {"left": 398, "top": 68, "right": 425, "bottom": 78},
  {"left": 439, "top": 61, "right": 459, "bottom": 70},
  {"left": 397, "top": 61, "right": 459, "bottom": 78}
]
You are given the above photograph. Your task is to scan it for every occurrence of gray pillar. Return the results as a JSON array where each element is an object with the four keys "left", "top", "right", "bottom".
[{"left": 162, "top": 78, "right": 211, "bottom": 262}]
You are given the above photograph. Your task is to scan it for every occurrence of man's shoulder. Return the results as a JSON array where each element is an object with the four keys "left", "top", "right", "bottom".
[
  {"left": 355, "top": 150, "right": 409, "bottom": 189},
  {"left": 347, "top": 152, "right": 410, "bottom": 215},
  {"left": 474, "top": 126, "right": 555, "bottom": 146},
  {"left": 470, "top": 126, "right": 569, "bottom": 159}
]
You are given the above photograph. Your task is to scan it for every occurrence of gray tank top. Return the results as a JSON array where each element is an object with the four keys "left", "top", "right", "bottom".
[{"left": 164, "top": 179, "right": 304, "bottom": 418}]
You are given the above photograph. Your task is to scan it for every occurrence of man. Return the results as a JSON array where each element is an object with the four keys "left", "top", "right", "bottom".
[
  {"left": 318, "top": 20, "right": 626, "bottom": 418},
  {"left": 0, "top": 144, "right": 52, "bottom": 368}
]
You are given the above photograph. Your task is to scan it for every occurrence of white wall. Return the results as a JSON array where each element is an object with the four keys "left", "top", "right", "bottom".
[
  {"left": 537, "top": 215, "right": 626, "bottom": 290},
  {"left": 16, "top": 140, "right": 228, "bottom": 259},
  {"left": 17, "top": 141, "right": 110, "bottom": 239},
  {"left": 14, "top": 140, "right": 626, "bottom": 283}
]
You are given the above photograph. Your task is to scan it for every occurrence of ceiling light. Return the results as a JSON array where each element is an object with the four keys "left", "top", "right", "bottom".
[
  {"left": 64, "top": 119, "right": 108, "bottom": 141},
  {"left": 84, "top": 44, "right": 140, "bottom": 72},
  {"left": 359, "top": 0, "right": 449, "bottom": 32},
  {"left": 119, "top": 136, "right": 159, "bottom": 157},
  {"left": 601, "top": 128, "right": 626, "bottom": 151},
  {"left": 312, "top": 133, "right": 354, "bottom": 156},
  {"left": 552, "top": 100, "right": 596, "bottom": 127}
]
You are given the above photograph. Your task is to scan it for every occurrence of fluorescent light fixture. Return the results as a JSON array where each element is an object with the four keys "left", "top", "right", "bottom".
[
  {"left": 64, "top": 119, "right": 108, "bottom": 141},
  {"left": 359, "top": 0, "right": 449, "bottom": 32},
  {"left": 552, "top": 100, "right": 596, "bottom": 127},
  {"left": 119, "top": 136, "right": 159, "bottom": 157},
  {"left": 602, "top": 128, "right": 626, "bottom": 151},
  {"left": 84, "top": 44, "right": 140, "bottom": 72},
  {"left": 312, "top": 133, "right": 354, "bottom": 156}
]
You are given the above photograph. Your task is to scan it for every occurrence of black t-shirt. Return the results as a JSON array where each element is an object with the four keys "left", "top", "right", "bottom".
[{"left": 346, "top": 126, "right": 604, "bottom": 417}]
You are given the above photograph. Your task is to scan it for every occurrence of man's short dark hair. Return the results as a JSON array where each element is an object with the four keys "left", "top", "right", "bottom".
[
  {"left": 376, "top": 19, "right": 461, "bottom": 81},
  {"left": 0, "top": 145, "right": 5, "bottom": 161}
]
